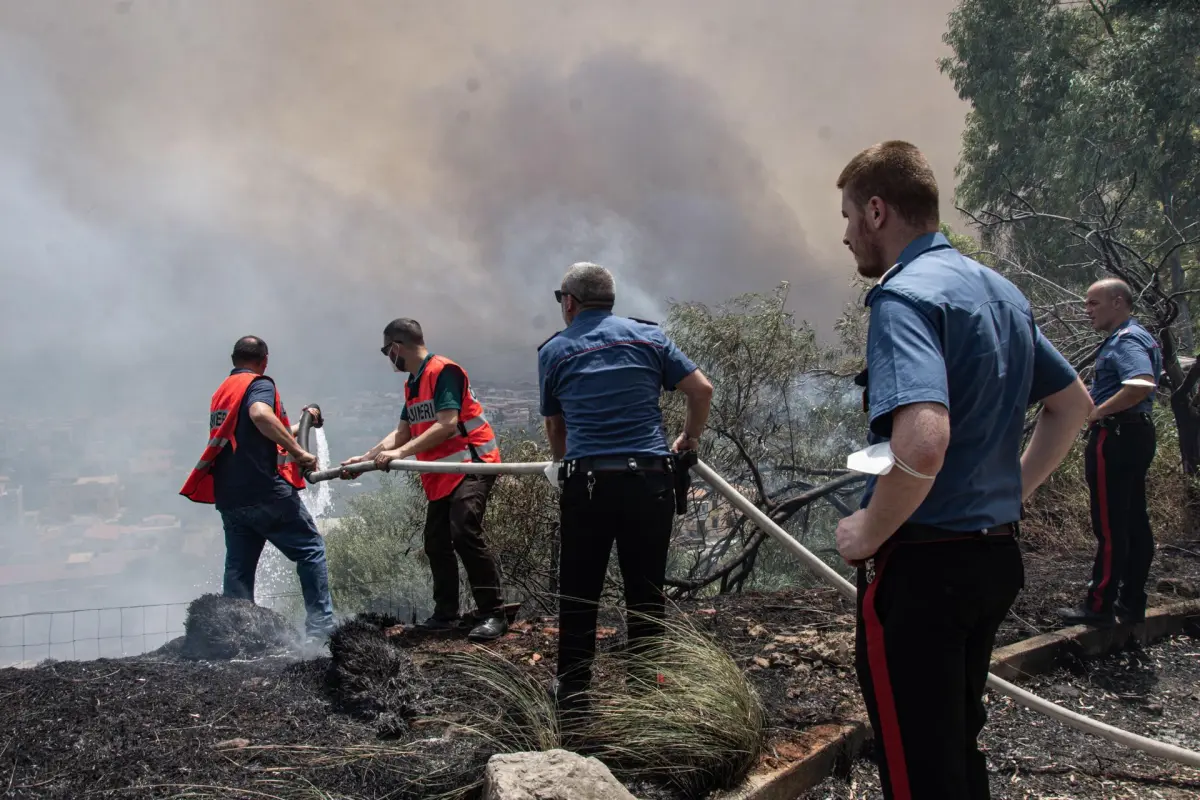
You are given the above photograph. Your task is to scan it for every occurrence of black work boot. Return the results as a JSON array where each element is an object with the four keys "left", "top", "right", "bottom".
[
  {"left": 415, "top": 614, "right": 459, "bottom": 633},
  {"left": 1057, "top": 606, "right": 1116, "bottom": 628},
  {"left": 467, "top": 615, "right": 509, "bottom": 642},
  {"left": 1114, "top": 600, "right": 1146, "bottom": 625},
  {"left": 548, "top": 678, "right": 591, "bottom": 745}
]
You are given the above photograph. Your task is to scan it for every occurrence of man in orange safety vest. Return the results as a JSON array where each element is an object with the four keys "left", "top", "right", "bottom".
[
  {"left": 341, "top": 318, "right": 507, "bottom": 642},
  {"left": 181, "top": 335, "right": 334, "bottom": 639}
]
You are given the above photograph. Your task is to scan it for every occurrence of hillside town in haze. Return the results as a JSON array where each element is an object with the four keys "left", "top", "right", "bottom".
[{"left": 0, "top": 382, "right": 540, "bottom": 622}]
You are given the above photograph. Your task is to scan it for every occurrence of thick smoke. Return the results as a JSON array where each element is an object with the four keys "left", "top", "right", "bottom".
[
  {"left": 0, "top": 2, "right": 967, "bottom": 624},
  {"left": 0, "top": 0, "right": 966, "bottom": 408}
]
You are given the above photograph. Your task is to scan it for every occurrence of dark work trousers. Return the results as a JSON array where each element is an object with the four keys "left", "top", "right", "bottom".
[
  {"left": 1085, "top": 417, "right": 1157, "bottom": 615},
  {"left": 555, "top": 469, "right": 675, "bottom": 705},
  {"left": 220, "top": 492, "right": 335, "bottom": 636},
  {"left": 423, "top": 474, "right": 504, "bottom": 620},
  {"left": 855, "top": 535, "right": 1024, "bottom": 800}
]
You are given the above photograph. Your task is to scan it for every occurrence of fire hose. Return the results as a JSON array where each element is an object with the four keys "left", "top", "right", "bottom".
[{"left": 296, "top": 419, "right": 1200, "bottom": 768}]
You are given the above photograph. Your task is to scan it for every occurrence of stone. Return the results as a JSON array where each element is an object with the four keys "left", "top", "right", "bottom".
[{"left": 483, "top": 749, "right": 637, "bottom": 800}]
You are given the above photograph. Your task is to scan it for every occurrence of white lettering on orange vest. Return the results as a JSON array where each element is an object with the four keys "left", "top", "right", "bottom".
[{"left": 408, "top": 399, "right": 437, "bottom": 424}]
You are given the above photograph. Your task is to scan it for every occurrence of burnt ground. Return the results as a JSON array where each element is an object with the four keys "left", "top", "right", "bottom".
[
  {"left": 1, "top": 539, "right": 1199, "bottom": 800},
  {"left": 995, "top": 536, "right": 1200, "bottom": 648},
  {"left": 801, "top": 630, "right": 1200, "bottom": 799}
]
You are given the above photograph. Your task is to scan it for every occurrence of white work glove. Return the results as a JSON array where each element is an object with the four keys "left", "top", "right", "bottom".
[{"left": 543, "top": 460, "right": 562, "bottom": 489}]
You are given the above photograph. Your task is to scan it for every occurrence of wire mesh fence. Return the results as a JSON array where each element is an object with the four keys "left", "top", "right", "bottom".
[
  {"left": 0, "top": 602, "right": 191, "bottom": 668},
  {"left": 0, "top": 581, "right": 425, "bottom": 669}
]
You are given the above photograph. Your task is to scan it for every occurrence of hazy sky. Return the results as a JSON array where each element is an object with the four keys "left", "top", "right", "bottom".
[{"left": 0, "top": 0, "right": 967, "bottom": 414}]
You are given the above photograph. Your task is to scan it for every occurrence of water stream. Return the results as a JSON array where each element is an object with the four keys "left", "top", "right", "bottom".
[{"left": 255, "top": 426, "right": 335, "bottom": 603}]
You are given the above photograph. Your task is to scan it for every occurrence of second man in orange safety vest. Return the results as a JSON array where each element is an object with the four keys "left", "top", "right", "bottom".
[{"left": 341, "top": 318, "right": 508, "bottom": 642}]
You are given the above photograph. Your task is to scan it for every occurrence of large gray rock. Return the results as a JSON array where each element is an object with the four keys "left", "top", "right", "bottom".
[{"left": 483, "top": 749, "right": 637, "bottom": 800}]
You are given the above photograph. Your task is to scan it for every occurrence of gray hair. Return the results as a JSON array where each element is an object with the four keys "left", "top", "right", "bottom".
[{"left": 561, "top": 262, "right": 616, "bottom": 307}]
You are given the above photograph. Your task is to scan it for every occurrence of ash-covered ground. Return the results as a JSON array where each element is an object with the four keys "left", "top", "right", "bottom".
[
  {"left": 801, "top": 629, "right": 1200, "bottom": 799},
  {"left": 2, "top": 538, "right": 1199, "bottom": 799}
]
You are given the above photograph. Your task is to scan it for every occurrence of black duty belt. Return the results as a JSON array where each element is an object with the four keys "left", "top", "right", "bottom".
[
  {"left": 1095, "top": 410, "right": 1152, "bottom": 428},
  {"left": 896, "top": 521, "right": 1018, "bottom": 544},
  {"left": 561, "top": 453, "right": 697, "bottom": 516},
  {"left": 562, "top": 456, "right": 673, "bottom": 478}
]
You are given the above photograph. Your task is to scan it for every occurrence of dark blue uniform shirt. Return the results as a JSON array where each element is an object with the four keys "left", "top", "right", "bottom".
[
  {"left": 538, "top": 310, "right": 698, "bottom": 461},
  {"left": 1089, "top": 318, "right": 1161, "bottom": 414},
  {"left": 211, "top": 369, "right": 297, "bottom": 511},
  {"left": 859, "top": 232, "right": 1077, "bottom": 531}
]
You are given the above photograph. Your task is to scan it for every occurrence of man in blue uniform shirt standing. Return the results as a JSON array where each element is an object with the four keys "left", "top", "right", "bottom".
[
  {"left": 1060, "top": 278, "right": 1162, "bottom": 628},
  {"left": 538, "top": 262, "right": 713, "bottom": 720},
  {"left": 834, "top": 141, "right": 1093, "bottom": 799}
]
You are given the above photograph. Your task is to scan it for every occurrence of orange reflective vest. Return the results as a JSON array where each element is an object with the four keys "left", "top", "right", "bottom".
[
  {"left": 406, "top": 355, "right": 500, "bottom": 501},
  {"left": 179, "top": 372, "right": 306, "bottom": 504}
]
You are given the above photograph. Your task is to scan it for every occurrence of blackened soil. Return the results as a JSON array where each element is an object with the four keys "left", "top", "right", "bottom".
[
  {"left": 997, "top": 537, "right": 1200, "bottom": 648},
  {"left": 2, "top": 539, "right": 1199, "bottom": 799},
  {"left": 802, "top": 630, "right": 1200, "bottom": 799}
]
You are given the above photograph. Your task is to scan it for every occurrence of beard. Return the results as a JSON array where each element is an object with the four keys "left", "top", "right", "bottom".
[{"left": 854, "top": 228, "right": 888, "bottom": 280}]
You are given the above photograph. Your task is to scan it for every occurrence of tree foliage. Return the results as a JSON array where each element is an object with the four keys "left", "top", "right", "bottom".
[
  {"left": 659, "top": 284, "right": 868, "bottom": 597},
  {"left": 941, "top": 0, "right": 1200, "bottom": 344}
]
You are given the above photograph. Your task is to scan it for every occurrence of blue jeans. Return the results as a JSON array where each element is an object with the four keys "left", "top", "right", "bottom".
[{"left": 219, "top": 492, "right": 335, "bottom": 636}]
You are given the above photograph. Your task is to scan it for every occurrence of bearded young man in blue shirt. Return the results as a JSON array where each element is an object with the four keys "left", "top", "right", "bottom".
[{"left": 834, "top": 141, "right": 1093, "bottom": 800}]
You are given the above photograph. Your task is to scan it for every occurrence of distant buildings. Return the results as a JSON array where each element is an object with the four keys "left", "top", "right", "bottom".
[
  {"left": 0, "top": 477, "right": 23, "bottom": 530},
  {"left": 0, "top": 383, "right": 539, "bottom": 619}
]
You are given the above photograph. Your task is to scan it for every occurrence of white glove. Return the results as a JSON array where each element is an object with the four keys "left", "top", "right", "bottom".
[{"left": 544, "top": 460, "right": 563, "bottom": 488}]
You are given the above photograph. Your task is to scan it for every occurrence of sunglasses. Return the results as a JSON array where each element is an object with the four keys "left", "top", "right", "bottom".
[
  {"left": 553, "top": 290, "right": 614, "bottom": 302},
  {"left": 380, "top": 341, "right": 400, "bottom": 357}
]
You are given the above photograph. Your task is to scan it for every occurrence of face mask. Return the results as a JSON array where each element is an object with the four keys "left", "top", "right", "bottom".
[
  {"left": 846, "top": 442, "right": 896, "bottom": 475},
  {"left": 846, "top": 442, "right": 937, "bottom": 481},
  {"left": 390, "top": 350, "right": 406, "bottom": 373}
]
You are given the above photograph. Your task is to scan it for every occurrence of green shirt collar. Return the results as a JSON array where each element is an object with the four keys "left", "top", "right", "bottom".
[{"left": 406, "top": 353, "right": 435, "bottom": 391}]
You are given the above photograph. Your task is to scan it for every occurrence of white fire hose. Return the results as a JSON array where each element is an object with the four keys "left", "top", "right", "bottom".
[{"left": 308, "top": 455, "right": 1200, "bottom": 768}]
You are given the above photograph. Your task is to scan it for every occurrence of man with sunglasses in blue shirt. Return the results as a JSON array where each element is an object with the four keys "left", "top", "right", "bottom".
[{"left": 538, "top": 262, "right": 713, "bottom": 723}]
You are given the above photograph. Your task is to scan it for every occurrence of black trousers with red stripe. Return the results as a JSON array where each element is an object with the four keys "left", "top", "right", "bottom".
[
  {"left": 855, "top": 536, "right": 1024, "bottom": 800},
  {"left": 1084, "top": 418, "right": 1156, "bottom": 615}
]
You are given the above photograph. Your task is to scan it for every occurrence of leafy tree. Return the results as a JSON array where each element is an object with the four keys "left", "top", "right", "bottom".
[
  {"left": 323, "top": 473, "right": 431, "bottom": 615},
  {"left": 940, "top": 0, "right": 1200, "bottom": 346},
  {"left": 659, "top": 284, "right": 867, "bottom": 596}
]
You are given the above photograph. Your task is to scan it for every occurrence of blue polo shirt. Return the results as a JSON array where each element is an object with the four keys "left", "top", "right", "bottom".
[
  {"left": 538, "top": 310, "right": 698, "bottom": 460},
  {"left": 1090, "top": 318, "right": 1160, "bottom": 413},
  {"left": 859, "top": 233, "right": 1077, "bottom": 531},
  {"left": 211, "top": 370, "right": 297, "bottom": 511}
]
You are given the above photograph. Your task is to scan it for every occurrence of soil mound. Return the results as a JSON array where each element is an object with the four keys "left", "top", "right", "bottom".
[
  {"left": 181, "top": 594, "right": 298, "bottom": 660},
  {"left": 327, "top": 614, "right": 432, "bottom": 735}
]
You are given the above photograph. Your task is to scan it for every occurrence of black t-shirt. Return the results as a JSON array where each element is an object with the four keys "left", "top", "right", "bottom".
[{"left": 211, "top": 370, "right": 297, "bottom": 511}]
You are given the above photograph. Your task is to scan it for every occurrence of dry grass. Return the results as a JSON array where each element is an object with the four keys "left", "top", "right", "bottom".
[
  {"left": 580, "top": 612, "right": 767, "bottom": 795},
  {"left": 441, "top": 648, "right": 563, "bottom": 756},
  {"left": 446, "top": 609, "right": 766, "bottom": 797}
]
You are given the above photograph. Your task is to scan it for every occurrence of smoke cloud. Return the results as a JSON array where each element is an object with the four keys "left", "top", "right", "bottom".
[
  {"left": 0, "top": 0, "right": 972, "bottom": 625},
  {"left": 0, "top": 0, "right": 966, "bottom": 409}
]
